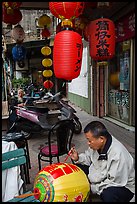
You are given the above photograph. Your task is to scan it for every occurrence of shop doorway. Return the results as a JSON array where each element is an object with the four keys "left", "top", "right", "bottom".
[{"left": 96, "top": 62, "right": 108, "bottom": 118}]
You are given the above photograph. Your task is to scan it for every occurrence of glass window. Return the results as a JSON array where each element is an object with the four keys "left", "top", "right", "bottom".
[{"left": 108, "top": 40, "right": 130, "bottom": 124}]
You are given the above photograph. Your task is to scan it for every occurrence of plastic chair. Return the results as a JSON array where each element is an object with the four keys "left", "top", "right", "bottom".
[
  {"left": 2, "top": 148, "right": 28, "bottom": 193},
  {"left": 38, "top": 119, "right": 75, "bottom": 170}
]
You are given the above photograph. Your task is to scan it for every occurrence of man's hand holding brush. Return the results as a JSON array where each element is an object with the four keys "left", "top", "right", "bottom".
[{"left": 68, "top": 146, "right": 79, "bottom": 162}]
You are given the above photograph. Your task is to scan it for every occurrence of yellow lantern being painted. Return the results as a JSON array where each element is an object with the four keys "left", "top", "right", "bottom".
[
  {"left": 41, "top": 46, "right": 51, "bottom": 56},
  {"left": 38, "top": 14, "right": 51, "bottom": 27},
  {"left": 42, "top": 58, "right": 53, "bottom": 67},
  {"left": 43, "top": 69, "right": 53, "bottom": 78},
  {"left": 33, "top": 163, "right": 90, "bottom": 202}
]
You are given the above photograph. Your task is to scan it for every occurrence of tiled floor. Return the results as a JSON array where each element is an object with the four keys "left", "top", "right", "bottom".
[{"left": 25, "top": 103, "right": 135, "bottom": 202}]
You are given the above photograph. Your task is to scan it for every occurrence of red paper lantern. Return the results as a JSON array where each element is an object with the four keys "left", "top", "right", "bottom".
[
  {"left": 53, "top": 29, "right": 83, "bottom": 80},
  {"left": 89, "top": 18, "right": 115, "bottom": 60},
  {"left": 49, "top": 2, "right": 85, "bottom": 20},
  {"left": 43, "top": 80, "right": 54, "bottom": 89},
  {"left": 41, "top": 28, "right": 50, "bottom": 38},
  {"left": 2, "top": 7, "right": 22, "bottom": 25}
]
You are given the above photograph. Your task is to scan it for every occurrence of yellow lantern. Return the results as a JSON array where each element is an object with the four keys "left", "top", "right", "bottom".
[
  {"left": 33, "top": 163, "right": 90, "bottom": 202},
  {"left": 43, "top": 69, "right": 53, "bottom": 78},
  {"left": 42, "top": 58, "right": 53, "bottom": 67},
  {"left": 41, "top": 46, "right": 51, "bottom": 56},
  {"left": 38, "top": 14, "right": 51, "bottom": 27}
]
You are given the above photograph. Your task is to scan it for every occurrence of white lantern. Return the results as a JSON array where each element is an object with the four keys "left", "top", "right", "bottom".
[{"left": 11, "top": 25, "right": 25, "bottom": 43}]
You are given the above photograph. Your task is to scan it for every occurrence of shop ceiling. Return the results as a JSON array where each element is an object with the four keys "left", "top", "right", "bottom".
[{"left": 20, "top": 2, "right": 134, "bottom": 21}]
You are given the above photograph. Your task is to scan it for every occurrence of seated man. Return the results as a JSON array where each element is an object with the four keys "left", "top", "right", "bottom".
[
  {"left": 69, "top": 121, "right": 135, "bottom": 202},
  {"left": 17, "top": 88, "right": 26, "bottom": 107}
]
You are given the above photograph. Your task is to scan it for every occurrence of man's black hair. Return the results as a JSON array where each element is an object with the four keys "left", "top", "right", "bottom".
[{"left": 84, "top": 121, "right": 111, "bottom": 139}]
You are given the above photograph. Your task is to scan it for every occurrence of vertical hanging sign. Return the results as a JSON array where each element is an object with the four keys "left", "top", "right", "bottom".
[{"left": 89, "top": 18, "right": 115, "bottom": 61}]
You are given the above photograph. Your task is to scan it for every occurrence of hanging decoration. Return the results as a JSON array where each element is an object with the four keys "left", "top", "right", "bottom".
[
  {"left": 33, "top": 163, "right": 90, "bottom": 202},
  {"left": 38, "top": 14, "right": 52, "bottom": 39},
  {"left": 42, "top": 58, "right": 53, "bottom": 67},
  {"left": 43, "top": 70, "right": 53, "bottom": 78},
  {"left": 38, "top": 14, "right": 53, "bottom": 91},
  {"left": 11, "top": 24, "right": 26, "bottom": 68},
  {"left": 89, "top": 18, "right": 115, "bottom": 61},
  {"left": 41, "top": 46, "right": 51, "bottom": 56},
  {"left": 43, "top": 80, "right": 54, "bottom": 89},
  {"left": 38, "top": 14, "right": 51, "bottom": 28},
  {"left": 41, "top": 28, "right": 50, "bottom": 38},
  {"left": 12, "top": 44, "right": 26, "bottom": 61},
  {"left": 11, "top": 24, "right": 25, "bottom": 43},
  {"left": 2, "top": 7, "right": 22, "bottom": 25},
  {"left": 53, "top": 29, "right": 83, "bottom": 80},
  {"left": 49, "top": 2, "right": 85, "bottom": 27},
  {"left": 50, "top": 2, "right": 84, "bottom": 81},
  {"left": 41, "top": 44, "right": 54, "bottom": 92},
  {"left": 2, "top": 2, "right": 22, "bottom": 25}
]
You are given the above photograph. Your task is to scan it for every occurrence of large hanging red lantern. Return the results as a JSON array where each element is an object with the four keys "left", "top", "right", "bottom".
[
  {"left": 53, "top": 29, "right": 83, "bottom": 80},
  {"left": 49, "top": 2, "right": 85, "bottom": 21},
  {"left": 89, "top": 18, "right": 115, "bottom": 61}
]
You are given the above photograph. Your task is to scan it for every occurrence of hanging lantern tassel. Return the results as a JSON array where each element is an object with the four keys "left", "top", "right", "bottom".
[
  {"left": 89, "top": 18, "right": 115, "bottom": 61},
  {"left": 53, "top": 29, "right": 83, "bottom": 80}
]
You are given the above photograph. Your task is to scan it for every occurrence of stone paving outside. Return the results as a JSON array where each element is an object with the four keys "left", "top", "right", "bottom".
[{"left": 26, "top": 103, "right": 135, "bottom": 196}]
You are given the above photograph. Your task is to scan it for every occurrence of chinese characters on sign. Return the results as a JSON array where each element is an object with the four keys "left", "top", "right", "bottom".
[
  {"left": 89, "top": 18, "right": 115, "bottom": 60},
  {"left": 108, "top": 90, "right": 129, "bottom": 108},
  {"left": 95, "top": 20, "right": 111, "bottom": 58},
  {"left": 75, "top": 43, "right": 82, "bottom": 72}
]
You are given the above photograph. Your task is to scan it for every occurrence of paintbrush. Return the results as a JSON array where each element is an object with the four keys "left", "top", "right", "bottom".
[{"left": 64, "top": 145, "right": 75, "bottom": 162}]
